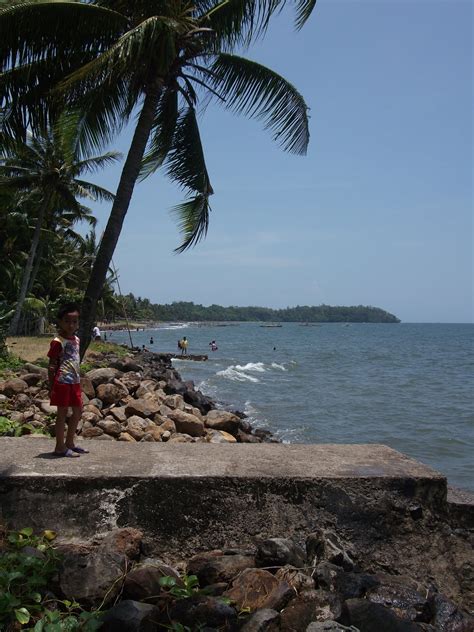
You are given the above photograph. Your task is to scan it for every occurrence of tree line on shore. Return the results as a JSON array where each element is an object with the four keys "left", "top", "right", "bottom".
[{"left": 120, "top": 296, "right": 401, "bottom": 323}]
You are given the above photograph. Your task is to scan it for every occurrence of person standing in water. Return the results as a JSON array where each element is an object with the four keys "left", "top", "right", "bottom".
[
  {"left": 178, "top": 336, "right": 188, "bottom": 356},
  {"left": 209, "top": 340, "right": 218, "bottom": 351}
]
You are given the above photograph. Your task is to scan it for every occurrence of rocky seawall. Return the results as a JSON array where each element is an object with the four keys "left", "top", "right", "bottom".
[{"left": 0, "top": 347, "right": 276, "bottom": 444}]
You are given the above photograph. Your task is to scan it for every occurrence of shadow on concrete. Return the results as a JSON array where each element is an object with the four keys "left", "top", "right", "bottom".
[{"left": 34, "top": 452, "right": 63, "bottom": 460}]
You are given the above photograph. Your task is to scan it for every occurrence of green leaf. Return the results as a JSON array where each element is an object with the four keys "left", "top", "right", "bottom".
[
  {"left": 159, "top": 575, "right": 177, "bottom": 588},
  {"left": 19, "top": 527, "right": 33, "bottom": 536},
  {"left": 32, "top": 592, "right": 42, "bottom": 603},
  {"left": 15, "top": 607, "right": 31, "bottom": 624}
]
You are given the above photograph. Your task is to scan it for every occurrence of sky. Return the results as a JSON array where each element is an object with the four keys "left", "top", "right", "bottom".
[{"left": 87, "top": 0, "right": 473, "bottom": 323}]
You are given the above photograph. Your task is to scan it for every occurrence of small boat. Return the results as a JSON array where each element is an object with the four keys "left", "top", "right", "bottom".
[{"left": 260, "top": 324, "right": 282, "bottom": 328}]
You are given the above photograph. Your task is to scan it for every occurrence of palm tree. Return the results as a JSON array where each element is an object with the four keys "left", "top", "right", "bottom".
[
  {"left": 0, "top": 0, "right": 317, "bottom": 354},
  {"left": 0, "top": 111, "right": 120, "bottom": 334}
]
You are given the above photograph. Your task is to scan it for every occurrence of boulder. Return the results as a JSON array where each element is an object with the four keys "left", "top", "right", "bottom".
[
  {"left": 135, "top": 380, "right": 158, "bottom": 398},
  {"left": 96, "top": 383, "right": 128, "bottom": 406},
  {"left": 428, "top": 593, "right": 473, "bottom": 632},
  {"left": 125, "top": 398, "right": 161, "bottom": 419},
  {"left": 306, "top": 623, "right": 360, "bottom": 632},
  {"left": 143, "top": 424, "right": 166, "bottom": 442},
  {"left": 256, "top": 538, "right": 307, "bottom": 569},
  {"left": 158, "top": 404, "right": 173, "bottom": 417},
  {"left": 125, "top": 416, "right": 149, "bottom": 440},
  {"left": 187, "top": 552, "right": 256, "bottom": 586},
  {"left": 24, "top": 363, "right": 48, "bottom": 378},
  {"left": 80, "top": 377, "right": 95, "bottom": 399},
  {"left": 82, "top": 411, "right": 101, "bottom": 425},
  {"left": 276, "top": 566, "right": 315, "bottom": 593},
  {"left": 157, "top": 418, "right": 176, "bottom": 433},
  {"left": 58, "top": 544, "right": 126, "bottom": 605},
  {"left": 110, "top": 358, "right": 144, "bottom": 373},
  {"left": 83, "top": 404, "right": 102, "bottom": 418},
  {"left": 224, "top": 568, "right": 294, "bottom": 611},
  {"left": 205, "top": 409, "right": 241, "bottom": 434},
  {"left": 183, "top": 388, "right": 214, "bottom": 414},
  {"left": 1, "top": 378, "right": 28, "bottom": 397},
  {"left": 237, "top": 429, "right": 262, "bottom": 443},
  {"left": 85, "top": 367, "right": 123, "bottom": 387},
  {"left": 366, "top": 573, "right": 431, "bottom": 622},
  {"left": 82, "top": 426, "right": 104, "bottom": 438},
  {"left": 101, "top": 600, "right": 161, "bottom": 632},
  {"left": 118, "top": 432, "right": 137, "bottom": 442},
  {"left": 167, "top": 433, "right": 194, "bottom": 443},
  {"left": 306, "top": 530, "right": 355, "bottom": 571},
  {"left": 163, "top": 394, "right": 185, "bottom": 410},
  {"left": 110, "top": 406, "right": 128, "bottom": 423},
  {"left": 169, "top": 595, "right": 237, "bottom": 627},
  {"left": 280, "top": 590, "right": 343, "bottom": 631},
  {"left": 315, "top": 562, "right": 378, "bottom": 600},
  {"left": 13, "top": 393, "right": 32, "bottom": 409},
  {"left": 164, "top": 377, "right": 187, "bottom": 396},
  {"left": 88, "top": 398, "right": 103, "bottom": 410},
  {"left": 39, "top": 402, "right": 56, "bottom": 415},
  {"left": 168, "top": 409, "right": 205, "bottom": 437},
  {"left": 206, "top": 429, "right": 237, "bottom": 443},
  {"left": 240, "top": 609, "right": 281, "bottom": 632},
  {"left": 123, "top": 561, "right": 181, "bottom": 602},
  {"left": 21, "top": 373, "right": 42, "bottom": 387},
  {"left": 100, "top": 528, "right": 143, "bottom": 561},
  {"left": 98, "top": 418, "right": 123, "bottom": 437},
  {"left": 340, "top": 599, "right": 422, "bottom": 632},
  {"left": 119, "top": 372, "right": 142, "bottom": 394}
]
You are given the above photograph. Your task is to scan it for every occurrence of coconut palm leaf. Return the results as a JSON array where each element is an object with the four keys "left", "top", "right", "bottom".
[
  {"left": 73, "top": 180, "right": 116, "bottom": 202},
  {"left": 209, "top": 53, "right": 309, "bottom": 154},
  {"left": 171, "top": 194, "right": 212, "bottom": 254},
  {"left": 139, "top": 88, "right": 179, "bottom": 180}
]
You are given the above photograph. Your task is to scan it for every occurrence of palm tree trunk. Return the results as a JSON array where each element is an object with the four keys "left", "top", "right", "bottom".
[
  {"left": 79, "top": 82, "right": 162, "bottom": 358},
  {"left": 8, "top": 198, "right": 49, "bottom": 336},
  {"left": 26, "top": 239, "right": 44, "bottom": 296}
]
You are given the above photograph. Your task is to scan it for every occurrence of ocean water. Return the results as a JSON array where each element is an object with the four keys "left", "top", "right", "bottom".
[{"left": 107, "top": 323, "right": 474, "bottom": 492}]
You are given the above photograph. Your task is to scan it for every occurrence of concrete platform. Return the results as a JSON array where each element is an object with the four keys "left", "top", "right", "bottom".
[{"left": 0, "top": 438, "right": 453, "bottom": 555}]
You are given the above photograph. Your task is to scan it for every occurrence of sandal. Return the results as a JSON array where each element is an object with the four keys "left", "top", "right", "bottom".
[
  {"left": 69, "top": 446, "right": 89, "bottom": 454},
  {"left": 53, "top": 448, "right": 80, "bottom": 458}
]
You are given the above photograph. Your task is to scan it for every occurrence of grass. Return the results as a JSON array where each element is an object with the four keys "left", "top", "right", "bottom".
[{"left": 5, "top": 337, "right": 129, "bottom": 364}]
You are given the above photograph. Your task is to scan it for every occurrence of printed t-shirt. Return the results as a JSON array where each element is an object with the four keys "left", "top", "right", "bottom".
[{"left": 47, "top": 335, "right": 81, "bottom": 384}]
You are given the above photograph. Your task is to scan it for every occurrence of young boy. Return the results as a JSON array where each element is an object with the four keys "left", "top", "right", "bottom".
[{"left": 47, "top": 303, "right": 89, "bottom": 457}]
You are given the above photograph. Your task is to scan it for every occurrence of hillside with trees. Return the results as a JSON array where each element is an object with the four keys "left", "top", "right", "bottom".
[{"left": 120, "top": 296, "right": 401, "bottom": 323}]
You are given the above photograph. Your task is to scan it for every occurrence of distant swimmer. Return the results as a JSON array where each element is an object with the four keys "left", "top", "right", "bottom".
[
  {"left": 209, "top": 340, "right": 218, "bottom": 351},
  {"left": 273, "top": 347, "right": 276, "bottom": 351},
  {"left": 178, "top": 336, "right": 188, "bottom": 356},
  {"left": 150, "top": 336, "right": 154, "bottom": 344}
]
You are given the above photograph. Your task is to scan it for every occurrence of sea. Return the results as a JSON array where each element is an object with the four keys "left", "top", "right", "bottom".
[{"left": 107, "top": 322, "right": 473, "bottom": 492}]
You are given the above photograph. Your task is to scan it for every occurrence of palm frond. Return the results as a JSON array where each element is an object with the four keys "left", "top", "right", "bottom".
[
  {"left": 74, "top": 151, "right": 122, "bottom": 175},
  {"left": 73, "top": 180, "right": 115, "bottom": 203},
  {"left": 171, "top": 194, "right": 212, "bottom": 253},
  {"left": 209, "top": 53, "right": 309, "bottom": 154},
  {"left": 139, "top": 88, "right": 179, "bottom": 180}
]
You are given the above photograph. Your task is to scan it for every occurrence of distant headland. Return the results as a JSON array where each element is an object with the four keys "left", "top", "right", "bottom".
[{"left": 122, "top": 295, "right": 401, "bottom": 323}]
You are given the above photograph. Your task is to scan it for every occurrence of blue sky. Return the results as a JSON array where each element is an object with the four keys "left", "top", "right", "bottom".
[{"left": 89, "top": 0, "right": 473, "bottom": 323}]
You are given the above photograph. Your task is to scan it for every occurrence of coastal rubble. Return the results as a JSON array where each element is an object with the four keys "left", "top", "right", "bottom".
[
  {"left": 28, "top": 527, "right": 474, "bottom": 630},
  {"left": 0, "top": 347, "right": 277, "bottom": 445}
]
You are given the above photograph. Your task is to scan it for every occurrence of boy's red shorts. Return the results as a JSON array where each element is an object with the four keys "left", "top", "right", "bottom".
[{"left": 50, "top": 382, "right": 82, "bottom": 408}]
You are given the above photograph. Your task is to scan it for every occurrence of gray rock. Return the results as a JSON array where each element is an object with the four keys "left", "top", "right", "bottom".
[
  {"left": 366, "top": 573, "right": 431, "bottom": 622},
  {"left": 187, "top": 552, "right": 256, "bottom": 586},
  {"left": 80, "top": 377, "right": 95, "bottom": 399},
  {"left": 240, "top": 609, "right": 281, "bottom": 631},
  {"left": 205, "top": 409, "right": 241, "bottom": 434},
  {"left": 307, "top": 530, "right": 355, "bottom": 571},
  {"left": 123, "top": 560, "right": 181, "bottom": 602},
  {"left": 125, "top": 416, "right": 149, "bottom": 440},
  {"left": 110, "top": 358, "right": 144, "bottom": 373},
  {"left": 256, "top": 537, "right": 307, "bottom": 569},
  {"left": 101, "top": 600, "right": 161, "bottom": 632},
  {"left": 98, "top": 418, "right": 122, "bottom": 437},
  {"left": 340, "top": 599, "right": 421, "bottom": 632},
  {"left": 306, "top": 622, "right": 360, "bottom": 632},
  {"left": 168, "top": 409, "right": 206, "bottom": 437},
  {"left": 315, "top": 562, "right": 378, "bottom": 599},
  {"left": 85, "top": 367, "right": 123, "bottom": 387},
  {"left": 96, "top": 382, "right": 128, "bottom": 405},
  {"left": 125, "top": 398, "right": 161, "bottom": 419},
  {"left": 170, "top": 595, "right": 237, "bottom": 627},
  {"left": 428, "top": 593, "right": 473, "bottom": 632},
  {"left": 21, "top": 373, "right": 42, "bottom": 386},
  {"left": 224, "top": 568, "right": 294, "bottom": 612},
  {"left": 1, "top": 378, "right": 28, "bottom": 397},
  {"left": 23, "top": 363, "right": 48, "bottom": 378},
  {"left": 280, "top": 589, "right": 343, "bottom": 631}
]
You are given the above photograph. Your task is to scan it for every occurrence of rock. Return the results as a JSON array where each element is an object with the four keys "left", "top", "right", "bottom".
[
  {"left": 96, "top": 383, "right": 128, "bottom": 406},
  {"left": 224, "top": 568, "right": 294, "bottom": 611},
  {"left": 205, "top": 409, "right": 241, "bottom": 434},
  {"left": 256, "top": 538, "right": 307, "bottom": 569},
  {"left": 237, "top": 429, "right": 262, "bottom": 443},
  {"left": 109, "top": 406, "right": 128, "bottom": 423},
  {"left": 110, "top": 358, "right": 144, "bottom": 373},
  {"left": 98, "top": 418, "right": 123, "bottom": 437},
  {"left": 124, "top": 415, "right": 150, "bottom": 440},
  {"left": 39, "top": 401, "right": 57, "bottom": 415},
  {"left": 164, "top": 377, "right": 187, "bottom": 396},
  {"left": 315, "top": 562, "right": 378, "bottom": 600},
  {"left": 168, "top": 409, "right": 205, "bottom": 437},
  {"left": 100, "top": 528, "right": 143, "bottom": 561},
  {"left": 276, "top": 566, "right": 315, "bottom": 593},
  {"left": 366, "top": 573, "right": 431, "bottom": 622},
  {"left": 81, "top": 392, "right": 89, "bottom": 406},
  {"left": 101, "top": 600, "right": 161, "bottom": 632},
  {"left": 280, "top": 590, "right": 343, "bottom": 631},
  {"left": 183, "top": 388, "right": 214, "bottom": 414},
  {"left": 21, "top": 373, "right": 42, "bottom": 387},
  {"left": 24, "top": 363, "right": 48, "bottom": 378},
  {"left": 58, "top": 544, "right": 126, "bottom": 605},
  {"left": 143, "top": 424, "right": 165, "bottom": 441},
  {"left": 80, "top": 377, "right": 95, "bottom": 399},
  {"left": 340, "top": 599, "right": 422, "bottom": 632},
  {"left": 240, "top": 609, "right": 281, "bottom": 632},
  {"left": 161, "top": 430, "right": 171, "bottom": 441},
  {"left": 118, "top": 432, "right": 137, "bottom": 442},
  {"left": 158, "top": 404, "right": 173, "bottom": 417},
  {"left": 169, "top": 595, "right": 237, "bottom": 627},
  {"left": 135, "top": 380, "right": 158, "bottom": 398},
  {"left": 83, "top": 404, "right": 102, "bottom": 417},
  {"left": 0, "top": 394, "right": 7, "bottom": 403},
  {"left": 123, "top": 561, "right": 181, "bottom": 602},
  {"left": 82, "top": 411, "right": 100, "bottom": 425},
  {"left": 157, "top": 418, "right": 176, "bottom": 433},
  {"left": 167, "top": 433, "right": 194, "bottom": 443},
  {"left": 306, "top": 530, "right": 355, "bottom": 571},
  {"left": 206, "top": 429, "right": 238, "bottom": 443},
  {"left": 85, "top": 367, "right": 123, "bottom": 387},
  {"left": 125, "top": 398, "right": 161, "bottom": 419},
  {"left": 428, "top": 593, "right": 473, "bottom": 632},
  {"left": 187, "top": 552, "right": 256, "bottom": 586},
  {"left": 82, "top": 426, "right": 104, "bottom": 438},
  {"left": 119, "top": 372, "right": 142, "bottom": 394},
  {"left": 88, "top": 398, "right": 103, "bottom": 410},
  {"left": 163, "top": 394, "right": 185, "bottom": 410},
  {"left": 8, "top": 411, "right": 25, "bottom": 423},
  {"left": 306, "top": 623, "right": 360, "bottom": 632},
  {"left": 1, "top": 378, "right": 28, "bottom": 397}
]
